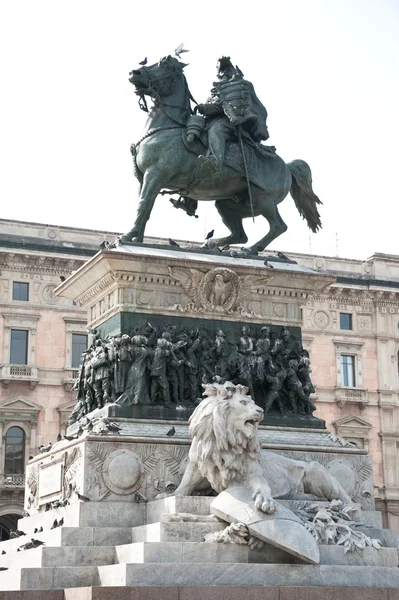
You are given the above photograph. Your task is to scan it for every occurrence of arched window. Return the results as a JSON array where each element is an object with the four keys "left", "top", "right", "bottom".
[{"left": 4, "top": 427, "right": 25, "bottom": 474}]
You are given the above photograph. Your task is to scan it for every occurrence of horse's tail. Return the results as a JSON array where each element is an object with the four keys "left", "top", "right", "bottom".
[{"left": 288, "top": 159, "right": 322, "bottom": 232}]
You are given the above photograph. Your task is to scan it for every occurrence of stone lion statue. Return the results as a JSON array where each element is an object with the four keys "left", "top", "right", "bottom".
[{"left": 172, "top": 381, "right": 356, "bottom": 516}]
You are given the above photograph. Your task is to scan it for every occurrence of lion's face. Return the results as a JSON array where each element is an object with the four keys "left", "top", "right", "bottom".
[
  {"left": 188, "top": 382, "right": 263, "bottom": 492},
  {"left": 227, "top": 392, "right": 264, "bottom": 439}
]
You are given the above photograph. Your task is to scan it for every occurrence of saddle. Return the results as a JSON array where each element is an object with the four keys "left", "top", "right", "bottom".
[{"left": 181, "top": 127, "right": 277, "bottom": 192}]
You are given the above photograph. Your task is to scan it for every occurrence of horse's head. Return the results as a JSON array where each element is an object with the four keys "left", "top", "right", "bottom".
[{"left": 129, "top": 55, "right": 188, "bottom": 100}]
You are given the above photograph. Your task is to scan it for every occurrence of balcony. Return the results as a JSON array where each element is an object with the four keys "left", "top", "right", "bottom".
[
  {"left": 62, "top": 368, "right": 80, "bottom": 392},
  {"left": 0, "top": 473, "right": 25, "bottom": 488},
  {"left": 335, "top": 386, "right": 369, "bottom": 409},
  {"left": 0, "top": 364, "right": 39, "bottom": 389}
]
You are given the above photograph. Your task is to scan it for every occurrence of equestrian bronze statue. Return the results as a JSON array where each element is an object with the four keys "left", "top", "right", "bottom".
[{"left": 122, "top": 54, "right": 322, "bottom": 252}]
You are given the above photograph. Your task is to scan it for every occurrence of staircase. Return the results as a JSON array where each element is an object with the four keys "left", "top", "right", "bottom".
[{"left": 0, "top": 497, "right": 398, "bottom": 592}]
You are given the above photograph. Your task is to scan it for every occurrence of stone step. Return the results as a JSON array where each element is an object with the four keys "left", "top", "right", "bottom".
[
  {"left": 319, "top": 545, "right": 398, "bottom": 567},
  {"left": 0, "top": 545, "right": 116, "bottom": 569},
  {"left": 115, "top": 541, "right": 398, "bottom": 567},
  {"left": 131, "top": 521, "right": 225, "bottom": 543},
  {"left": 146, "top": 496, "right": 214, "bottom": 523},
  {"left": 97, "top": 562, "right": 399, "bottom": 588},
  {"left": 0, "top": 527, "right": 133, "bottom": 553},
  {"left": 115, "top": 541, "right": 252, "bottom": 565},
  {"left": 355, "top": 526, "right": 399, "bottom": 548},
  {"left": 1, "top": 552, "right": 398, "bottom": 591},
  {"left": 0, "top": 566, "right": 98, "bottom": 591},
  {"left": 17, "top": 501, "right": 145, "bottom": 534},
  {"left": 1, "top": 537, "right": 395, "bottom": 571}
]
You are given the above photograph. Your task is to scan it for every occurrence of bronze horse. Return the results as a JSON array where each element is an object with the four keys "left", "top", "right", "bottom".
[{"left": 122, "top": 56, "right": 322, "bottom": 252}]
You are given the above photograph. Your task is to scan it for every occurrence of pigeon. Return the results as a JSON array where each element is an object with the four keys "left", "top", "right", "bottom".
[
  {"left": 166, "top": 426, "right": 176, "bottom": 437},
  {"left": 59, "top": 499, "right": 69, "bottom": 508},
  {"left": 229, "top": 250, "right": 239, "bottom": 258},
  {"left": 34, "top": 528, "right": 38, "bottom": 534},
  {"left": 264, "top": 260, "right": 274, "bottom": 268},
  {"left": 165, "top": 481, "right": 177, "bottom": 493},
  {"left": 38, "top": 443, "right": 52, "bottom": 454},
  {"left": 168, "top": 238, "right": 180, "bottom": 247},
  {"left": 51, "top": 519, "right": 58, "bottom": 530},
  {"left": 139, "top": 57, "right": 147, "bottom": 66},
  {"left": 77, "top": 492, "right": 91, "bottom": 502},
  {"left": 0, "top": 567, "right": 8, "bottom": 571},
  {"left": 18, "top": 539, "right": 37, "bottom": 551},
  {"left": 56, "top": 433, "right": 62, "bottom": 442},
  {"left": 10, "top": 529, "right": 25, "bottom": 538},
  {"left": 31, "top": 539, "right": 45, "bottom": 548},
  {"left": 174, "top": 43, "right": 189, "bottom": 59},
  {"left": 77, "top": 426, "right": 84, "bottom": 437},
  {"left": 58, "top": 517, "right": 64, "bottom": 527},
  {"left": 277, "top": 251, "right": 289, "bottom": 260},
  {"left": 38, "top": 526, "right": 43, "bottom": 533},
  {"left": 44, "top": 503, "right": 52, "bottom": 512},
  {"left": 205, "top": 229, "right": 214, "bottom": 240},
  {"left": 29, "top": 456, "right": 33, "bottom": 460},
  {"left": 63, "top": 434, "right": 76, "bottom": 441},
  {"left": 202, "top": 238, "right": 221, "bottom": 252},
  {"left": 22, "top": 510, "right": 30, "bottom": 518},
  {"left": 1, "top": 550, "right": 6, "bottom": 555}
]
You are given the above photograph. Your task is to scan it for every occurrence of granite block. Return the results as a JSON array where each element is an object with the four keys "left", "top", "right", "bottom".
[
  {"left": 53, "top": 566, "right": 99, "bottom": 589},
  {"left": 69, "top": 587, "right": 179, "bottom": 600},
  {"left": 19, "top": 567, "right": 54, "bottom": 590},
  {"left": 319, "top": 546, "right": 398, "bottom": 567},
  {"left": 179, "top": 587, "right": 279, "bottom": 600},
  {"left": 279, "top": 587, "right": 390, "bottom": 600},
  {"left": 182, "top": 542, "right": 249, "bottom": 563},
  {"left": 115, "top": 542, "right": 183, "bottom": 564},
  {"left": 146, "top": 496, "right": 213, "bottom": 524},
  {"left": 92, "top": 527, "right": 133, "bottom": 547},
  {"left": 0, "top": 592, "right": 64, "bottom": 600}
]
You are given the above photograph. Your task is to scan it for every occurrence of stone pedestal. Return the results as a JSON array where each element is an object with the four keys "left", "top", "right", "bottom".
[
  {"left": 56, "top": 243, "right": 334, "bottom": 427},
  {"left": 25, "top": 422, "right": 375, "bottom": 514},
  {"left": 7, "top": 242, "right": 393, "bottom": 594}
]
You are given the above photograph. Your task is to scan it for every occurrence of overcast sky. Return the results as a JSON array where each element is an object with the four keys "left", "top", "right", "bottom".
[{"left": 1, "top": 0, "right": 398, "bottom": 260}]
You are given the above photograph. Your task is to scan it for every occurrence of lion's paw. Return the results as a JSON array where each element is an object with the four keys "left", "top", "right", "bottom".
[
  {"left": 252, "top": 490, "right": 276, "bottom": 514},
  {"left": 154, "top": 492, "right": 172, "bottom": 500}
]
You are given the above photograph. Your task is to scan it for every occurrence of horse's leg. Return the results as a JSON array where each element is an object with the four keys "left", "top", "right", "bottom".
[
  {"left": 213, "top": 199, "right": 249, "bottom": 246},
  {"left": 121, "top": 172, "right": 162, "bottom": 242},
  {"left": 249, "top": 194, "right": 288, "bottom": 252}
]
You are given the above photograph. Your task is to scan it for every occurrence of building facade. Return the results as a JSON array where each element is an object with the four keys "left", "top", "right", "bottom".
[{"left": 0, "top": 218, "right": 398, "bottom": 536}]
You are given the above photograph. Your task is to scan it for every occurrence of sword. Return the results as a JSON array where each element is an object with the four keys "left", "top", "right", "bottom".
[{"left": 237, "top": 127, "right": 255, "bottom": 222}]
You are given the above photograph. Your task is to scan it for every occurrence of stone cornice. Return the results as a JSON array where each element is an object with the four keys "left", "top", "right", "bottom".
[
  {"left": 0, "top": 250, "right": 84, "bottom": 276},
  {"left": 310, "top": 286, "right": 399, "bottom": 307},
  {"left": 74, "top": 272, "right": 118, "bottom": 307}
]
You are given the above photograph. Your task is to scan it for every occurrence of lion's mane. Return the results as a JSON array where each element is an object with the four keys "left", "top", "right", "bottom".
[{"left": 188, "top": 382, "right": 261, "bottom": 492}]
